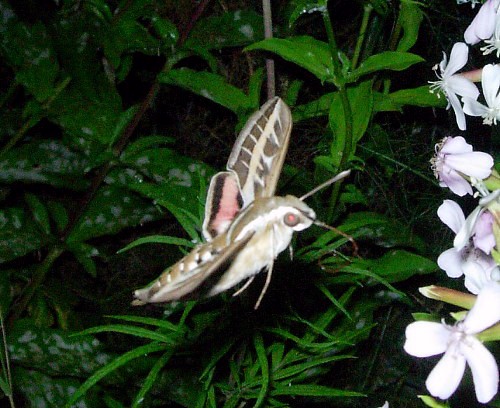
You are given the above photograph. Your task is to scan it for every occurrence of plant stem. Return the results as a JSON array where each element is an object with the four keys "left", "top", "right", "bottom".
[
  {"left": 0, "top": 311, "right": 15, "bottom": 407},
  {"left": 322, "top": 9, "right": 353, "bottom": 222},
  {"left": 262, "top": 0, "right": 275, "bottom": 99},
  {"left": 351, "top": 4, "right": 373, "bottom": 70},
  {"left": 8, "top": 246, "right": 64, "bottom": 326}
]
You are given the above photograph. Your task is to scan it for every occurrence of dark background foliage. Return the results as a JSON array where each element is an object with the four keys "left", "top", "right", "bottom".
[{"left": 0, "top": 0, "right": 495, "bottom": 407}]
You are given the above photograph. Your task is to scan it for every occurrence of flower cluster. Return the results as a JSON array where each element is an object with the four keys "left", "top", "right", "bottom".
[
  {"left": 429, "top": 0, "right": 500, "bottom": 130},
  {"left": 404, "top": 1, "right": 500, "bottom": 405}
]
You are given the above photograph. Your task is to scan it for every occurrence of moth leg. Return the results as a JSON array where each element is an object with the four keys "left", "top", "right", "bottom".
[
  {"left": 254, "top": 260, "right": 274, "bottom": 310},
  {"left": 232, "top": 276, "right": 255, "bottom": 297},
  {"left": 288, "top": 244, "right": 293, "bottom": 261}
]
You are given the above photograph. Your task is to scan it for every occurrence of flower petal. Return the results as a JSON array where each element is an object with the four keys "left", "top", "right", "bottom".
[
  {"left": 404, "top": 321, "right": 449, "bottom": 357},
  {"left": 465, "top": 282, "right": 500, "bottom": 332},
  {"left": 425, "top": 344, "right": 466, "bottom": 400},
  {"left": 445, "top": 152, "right": 494, "bottom": 179},
  {"left": 473, "top": 211, "right": 495, "bottom": 254},
  {"left": 481, "top": 64, "right": 500, "bottom": 107},
  {"left": 463, "top": 97, "right": 489, "bottom": 116},
  {"left": 440, "top": 136, "right": 472, "bottom": 155},
  {"left": 439, "top": 167, "right": 473, "bottom": 196},
  {"left": 462, "top": 336, "right": 499, "bottom": 403},
  {"left": 444, "top": 43, "right": 469, "bottom": 76},
  {"left": 437, "top": 247, "right": 465, "bottom": 278},
  {"left": 447, "top": 75, "right": 479, "bottom": 99},
  {"left": 464, "top": 0, "right": 498, "bottom": 44},
  {"left": 437, "top": 200, "right": 465, "bottom": 233},
  {"left": 454, "top": 206, "right": 483, "bottom": 250},
  {"left": 447, "top": 91, "right": 467, "bottom": 130}
]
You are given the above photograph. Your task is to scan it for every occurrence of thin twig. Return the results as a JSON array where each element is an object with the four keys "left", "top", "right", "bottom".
[{"left": 262, "top": 0, "right": 275, "bottom": 99}]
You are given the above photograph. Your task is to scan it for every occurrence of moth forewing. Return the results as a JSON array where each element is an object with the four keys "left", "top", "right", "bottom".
[
  {"left": 133, "top": 231, "right": 255, "bottom": 304},
  {"left": 227, "top": 97, "right": 292, "bottom": 204}
]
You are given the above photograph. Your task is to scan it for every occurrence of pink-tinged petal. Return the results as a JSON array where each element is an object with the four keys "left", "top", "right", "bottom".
[
  {"left": 444, "top": 43, "right": 469, "bottom": 76},
  {"left": 473, "top": 211, "right": 495, "bottom": 254},
  {"left": 465, "top": 282, "right": 500, "bottom": 333},
  {"left": 437, "top": 248, "right": 464, "bottom": 278},
  {"left": 438, "top": 200, "right": 465, "bottom": 233},
  {"left": 462, "top": 337, "right": 499, "bottom": 403},
  {"left": 463, "top": 258, "right": 497, "bottom": 295},
  {"left": 464, "top": 0, "right": 497, "bottom": 44},
  {"left": 447, "top": 91, "right": 467, "bottom": 130},
  {"left": 404, "top": 321, "right": 449, "bottom": 357},
  {"left": 481, "top": 64, "right": 500, "bottom": 107},
  {"left": 463, "top": 97, "right": 489, "bottom": 116},
  {"left": 440, "top": 136, "right": 472, "bottom": 155},
  {"left": 454, "top": 206, "right": 483, "bottom": 250},
  {"left": 445, "top": 152, "right": 494, "bottom": 179},
  {"left": 447, "top": 75, "right": 480, "bottom": 99},
  {"left": 425, "top": 344, "right": 466, "bottom": 400},
  {"left": 439, "top": 167, "right": 473, "bottom": 196}
]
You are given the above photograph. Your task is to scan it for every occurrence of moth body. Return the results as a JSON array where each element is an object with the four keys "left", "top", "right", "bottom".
[
  {"left": 133, "top": 195, "right": 315, "bottom": 304},
  {"left": 132, "top": 97, "right": 346, "bottom": 307}
]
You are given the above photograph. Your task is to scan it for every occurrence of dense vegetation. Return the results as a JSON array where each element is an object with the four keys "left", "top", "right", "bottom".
[{"left": 0, "top": 1, "right": 493, "bottom": 407}]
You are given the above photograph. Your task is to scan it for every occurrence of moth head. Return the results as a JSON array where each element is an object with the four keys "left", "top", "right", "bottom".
[{"left": 281, "top": 195, "right": 316, "bottom": 231}]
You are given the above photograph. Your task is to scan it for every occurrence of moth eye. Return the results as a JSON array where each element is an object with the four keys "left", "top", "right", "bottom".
[{"left": 284, "top": 212, "right": 300, "bottom": 227}]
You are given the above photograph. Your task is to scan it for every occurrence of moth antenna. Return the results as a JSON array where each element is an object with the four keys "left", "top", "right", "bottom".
[
  {"left": 313, "top": 220, "right": 359, "bottom": 258},
  {"left": 299, "top": 169, "right": 351, "bottom": 201}
]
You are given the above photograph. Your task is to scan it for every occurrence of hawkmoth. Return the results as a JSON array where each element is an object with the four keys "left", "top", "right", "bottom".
[{"left": 133, "top": 97, "right": 350, "bottom": 308}]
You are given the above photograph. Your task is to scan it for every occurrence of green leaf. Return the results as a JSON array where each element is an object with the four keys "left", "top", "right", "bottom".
[
  {"left": 47, "top": 201, "right": 69, "bottom": 232},
  {"left": 397, "top": 0, "right": 424, "bottom": 52},
  {"left": 152, "top": 16, "right": 179, "bottom": 49},
  {"left": 65, "top": 342, "right": 166, "bottom": 408},
  {"left": 271, "top": 384, "right": 364, "bottom": 397},
  {"left": 349, "top": 51, "right": 424, "bottom": 81},
  {"left": 7, "top": 319, "right": 111, "bottom": 377},
  {"left": 132, "top": 351, "right": 173, "bottom": 408},
  {"left": 253, "top": 333, "right": 269, "bottom": 408},
  {"left": 14, "top": 366, "right": 101, "bottom": 408},
  {"left": 67, "top": 242, "right": 99, "bottom": 277},
  {"left": 25, "top": 193, "right": 51, "bottom": 235},
  {"left": 293, "top": 93, "right": 334, "bottom": 122},
  {"left": 0, "top": 207, "right": 48, "bottom": 263},
  {"left": 121, "top": 135, "right": 174, "bottom": 158},
  {"left": 371, "top": 249, "right": 436, "bottom": 282},
  {"left": 76, "top": 324, "right": 178, "bottom": 344},
  {"left": 0, "top": 4, "right": 59, "bottom": 102},
  {"left": 374, "top": 86, "right": 447, "bottom": 112},
  {"left": 0, "top": 139, "right": 91, "bottom": 190},
  {"left": 105, "top": 314, "right": 179, "bottom": 332},
  {"left": 109, "top": 104, "right": 140, "bottom": 147},
  {"left": 67, "top": 186, "right": 161, "bottom": 243},
  {"left": 246, "top": 37, "right": 334, "bottom": 83},
  {"left": 185, "top": 10, "right": 264, "bottom": 50},
  {"left": 118, "top": 235, "right": 195, "bottom": 254},
  {"left": 289, "top": 1, "right": 327, "bottom": 27},
  {"left": 159, "top": 68, "right": 253, "bottom": 114}
]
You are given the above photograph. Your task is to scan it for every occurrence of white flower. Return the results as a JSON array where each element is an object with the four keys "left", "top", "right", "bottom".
[
  {"left": 481, "top": 10, "right": 500, "bottom": 57},
  {"left": 428, "top": 43, "right": 479, "bottom": 130},
  {"left": 404, "top": 283, "right": 500, "bottom": 403},
  {"left": 464, "top": 0, "right": 500, "bottom": 45},
  {"left": 430, "top": 136, "right": 494, "bottom": 196},
  {"left": 462, "top": 252, "right": 500, "bottom": 294},
  {"left": 463, "top": 64, "right": 500, "bottom": 126}
]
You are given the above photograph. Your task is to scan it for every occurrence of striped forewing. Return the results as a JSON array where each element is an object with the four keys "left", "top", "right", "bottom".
[{"left": 227, "top": 97, "right": 292, "bottom": 205}]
